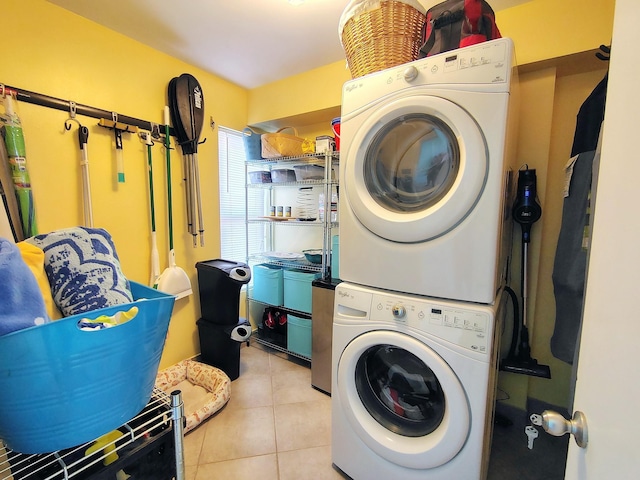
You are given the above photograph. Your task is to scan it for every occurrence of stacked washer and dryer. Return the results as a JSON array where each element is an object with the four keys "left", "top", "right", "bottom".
[{"left": 332, "top": 38, "right": 519, "bottom": 480}]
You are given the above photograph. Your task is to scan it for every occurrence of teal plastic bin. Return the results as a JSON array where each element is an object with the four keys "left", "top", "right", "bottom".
[
  {"left": 242, "top": 127, "right": 263, "bottom": 160},
  {"left": 331, "top": 235, "right": 340, "bottom": 280},
  {"left": 287, "top": 315, "right": 312, "bottom": 358},
  {"left": 252, "top": 264, "right": 284, "bottom": 305},
  {"left": 0, "top": 282, "right": 175, "bottom": 454},
  {"left": 284, "top": 269, "right": 320, "bottom": 314}
]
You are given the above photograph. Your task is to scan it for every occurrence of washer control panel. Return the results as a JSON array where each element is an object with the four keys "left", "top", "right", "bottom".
[{"left": 369, "top": 293, "right": 492, "bottom": 355}]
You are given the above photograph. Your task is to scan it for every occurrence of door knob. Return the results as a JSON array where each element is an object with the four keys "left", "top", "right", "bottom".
[{"left": 535, "top": 410, "right": 588, "bottom": 448}]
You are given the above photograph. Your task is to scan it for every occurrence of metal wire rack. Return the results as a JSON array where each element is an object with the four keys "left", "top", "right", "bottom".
[{"left": 0, "top": 389, "right": 185, "bottom": 480}]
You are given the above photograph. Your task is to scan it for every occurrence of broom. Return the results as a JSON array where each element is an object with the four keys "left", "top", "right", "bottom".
[{"left": 155, "top": 107, "right": 192, "bottom": 299}]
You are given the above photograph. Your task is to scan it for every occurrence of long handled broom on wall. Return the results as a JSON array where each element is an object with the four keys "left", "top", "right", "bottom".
[{"left": 154, "top": 107, "right": 192, "bottom": 299}]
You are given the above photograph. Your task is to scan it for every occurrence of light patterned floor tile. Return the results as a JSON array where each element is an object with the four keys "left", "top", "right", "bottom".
[
  {"left": 239, "top": 343, "right": 271, "bottom": 377},
  {"left": 228, "top": 373, "right": 274, "bottom": 410},
  {"left": 274, "top": 399, "right": 332, "bottom": 452},
  {"left": 183, "top": 421, "right": 207, "bottom": 467},
  {"left": 278, "top": 445, "right": 346, "bottom": 480},
  {"left": 195, "top": 454, "right": 279, "bottom": 480},
  {"left": 198, "top": 405, "right": 276, "bottom": 464}
]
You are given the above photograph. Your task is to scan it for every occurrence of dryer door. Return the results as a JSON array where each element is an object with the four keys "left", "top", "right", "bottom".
[
  {"left": 344, "top": 94, "right": 487, "bottom": 243},
  {"left": 336, "top": 329, "right": 470, "bottom": 469}
]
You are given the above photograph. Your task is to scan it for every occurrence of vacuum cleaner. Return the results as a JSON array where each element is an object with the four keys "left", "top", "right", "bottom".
[{"left": 500, "top": 167, "right": 551, "bottom": 379}]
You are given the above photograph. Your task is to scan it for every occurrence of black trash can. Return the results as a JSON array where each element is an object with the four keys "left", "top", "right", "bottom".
[
  {"left": 196, "top": 259, "right": 251, "bottom": 325},
  {"left": 197, "top": 318, "right": 252, "bottom": 381}
]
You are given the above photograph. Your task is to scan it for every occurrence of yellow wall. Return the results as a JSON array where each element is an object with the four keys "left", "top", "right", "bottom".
[
  {"left": 248, "top": 62, "right": 348, "bottom": 128},
  {"left": 2, "top": 0, "right": 249, "bottom": 369}
]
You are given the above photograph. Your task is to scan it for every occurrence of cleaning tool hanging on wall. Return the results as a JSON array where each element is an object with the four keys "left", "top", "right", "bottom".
[
  {"left": 65, "top": 117, "right": 93, "bottom": 227},
  {"left": 0, "top": 128, "right": 24, "bottom": 241},
  {"left": 140, "top": 131, "right": 160, "bottom": 286},
  {"left": 168, "top": 73, "right": 205, "bottom": 247},
  {"left": 155, "top": 106, "right": 192, "bottom": 299},
  {"left": 500, "top": 167, "right": 551, "bottom": 379},
  {"left": 77, "top": 125, "right": 93, "bottom": 226},
  {"left": 0, "top": 90, "right": 37, "bottom": 237},
  {"left": 98, "top": 118, "right": 138, "bottom": 184}
]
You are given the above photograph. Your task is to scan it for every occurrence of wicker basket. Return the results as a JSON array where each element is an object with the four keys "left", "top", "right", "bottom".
[
  {"left": 261, "top": 127, "right": 305, "bottom": 159},
  {"left": 341, "top": 0, "right": 426, "bottom": 78}
]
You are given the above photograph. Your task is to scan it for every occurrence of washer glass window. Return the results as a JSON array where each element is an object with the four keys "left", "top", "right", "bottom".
[
  {"left": 364, "top": 114, "right": 459, "bottom": 212},
  {"left": 355, "top": 344, "right": 445, "bottom": 437}
]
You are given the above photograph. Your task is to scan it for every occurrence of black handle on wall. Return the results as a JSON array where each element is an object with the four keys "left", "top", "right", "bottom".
[{"left": 1, "top": 83, "right": 176, "bottom": 138}]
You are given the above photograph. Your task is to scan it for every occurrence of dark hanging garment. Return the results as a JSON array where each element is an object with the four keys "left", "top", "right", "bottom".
[
  {"left": 551, "top": 73, "right": 607, "bottom": 364},
  {"left": 570, "top": 74, "right": 608, "bottom": 157},
  {"left": 551, "top": 151, "right": 593, "bottom": 364}
]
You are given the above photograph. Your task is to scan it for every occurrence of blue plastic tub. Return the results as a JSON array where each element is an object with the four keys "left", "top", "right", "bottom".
[
  {"left": 0, "top": 282, "right": 175, "bottom": 454},
  {"left": 283, "top": 269, "right": 320, "bottom": 314},
  {"left": 331, "top": 235, "right": 340, "bottom": 280},
  {"left": 287, "top": 315, "right": 312, "bottom": 358},
  {"left": 253, "top": 264, "right": 284, "bottom": 306}
]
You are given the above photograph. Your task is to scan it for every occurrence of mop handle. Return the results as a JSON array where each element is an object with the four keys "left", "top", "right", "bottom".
[
  {"left": 164, "top": 107, "right": 173, "bottom": 251},
  {"left": 522, "top": 240, "right": 529, "bottom": 328},
  {"left": 79, "top": 127, "right": 93, "bottom": 227}
]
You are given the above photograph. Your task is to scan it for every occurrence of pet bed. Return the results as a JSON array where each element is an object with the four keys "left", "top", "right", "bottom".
[{"left": 155, "top": 360, "right": 231, "bottom": 433}]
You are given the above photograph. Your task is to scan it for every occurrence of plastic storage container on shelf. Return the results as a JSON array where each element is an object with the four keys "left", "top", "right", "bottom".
[
  {"left": 0, "top": 282, "right": 175, "bottom": 454},
  {"left": 284, "top": 269, "right": 321, "bottom": 314},
  {"left": 271, "top": 169, "right": 297, "bottom": 183},
  {"left": 287, "top": 315, "right": 312, "bottom": 358},
  {"left": 293, "top": 164, "right": 325, "bottom": 181},
  {"left": 248, "top": 171, "right": 271, "bottom": 184},
  {"left": 253, "top": 264, "right": 284, "bottom": 306}
]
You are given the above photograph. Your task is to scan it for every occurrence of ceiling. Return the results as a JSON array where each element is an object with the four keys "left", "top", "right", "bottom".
[{"left": 47, "top": 0, "right": 530, "bottom": 89}]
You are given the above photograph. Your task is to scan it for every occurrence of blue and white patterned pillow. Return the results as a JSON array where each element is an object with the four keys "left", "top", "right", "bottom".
[{"left": 27, "top": 227, "right": 133, "bottom": 317}]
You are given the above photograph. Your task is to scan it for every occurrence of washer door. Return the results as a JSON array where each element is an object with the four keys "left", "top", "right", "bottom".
[
  {"left": 344, "top": 94, "right": 487, "bottom": 243},
  {"left": 336, "top": 330, "right": 470, "bottom": 470}
]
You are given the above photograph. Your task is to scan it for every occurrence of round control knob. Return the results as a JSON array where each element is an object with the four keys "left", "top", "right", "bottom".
[
  {"left": 392, "top": 304, "right": 406, "bottom": 319},
  {"left": 403, "top": 65, "right": 419, "bottom": 82}
]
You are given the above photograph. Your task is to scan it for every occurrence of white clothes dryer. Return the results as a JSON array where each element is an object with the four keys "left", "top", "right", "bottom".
[
  {"left": 338, "top": 38, "right": 518, "bottom": 304},
  {"left": 332, "top": 282, "right": 501, "bottom": 480}
]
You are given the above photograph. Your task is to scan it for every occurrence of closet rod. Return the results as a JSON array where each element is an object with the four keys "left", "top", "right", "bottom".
[{"left": 1, "top": 83, "right": 175, "bottom": 137}]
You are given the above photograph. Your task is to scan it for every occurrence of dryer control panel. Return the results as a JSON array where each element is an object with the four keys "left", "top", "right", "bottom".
[{"left": 341, "top": 37, "right": 514, "bottom": 116}]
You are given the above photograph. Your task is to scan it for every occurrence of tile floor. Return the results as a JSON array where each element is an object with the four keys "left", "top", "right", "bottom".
[
  {"left": 184, "top": 341, "right": 343, "bottom": 480},
  {"left": 184, "top": 341, "right": 567, "bottom": 480}
]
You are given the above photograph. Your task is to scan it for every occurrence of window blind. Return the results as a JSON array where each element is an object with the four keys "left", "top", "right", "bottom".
[{"left": 218, "top": 127, "right": 265, "bottom": 262}]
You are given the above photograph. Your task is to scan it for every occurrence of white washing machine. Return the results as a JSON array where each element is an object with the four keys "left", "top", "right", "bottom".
[
  {"left": 332, "top": 282, "right": 501, "bottom": 480},
  {"left": 339, "top": 38, "right": 518, "bottom": 304}
]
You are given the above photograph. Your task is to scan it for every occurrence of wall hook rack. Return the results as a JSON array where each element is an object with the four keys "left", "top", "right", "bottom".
[
  {"left": 98, "top": 118, "right": 139, "bottom": 184},
  {"left": 0, "top": 82, "right": 177, "bottom": 137},
  {"left": 596, "top": 44, "right": 611, "bottom": 61}
]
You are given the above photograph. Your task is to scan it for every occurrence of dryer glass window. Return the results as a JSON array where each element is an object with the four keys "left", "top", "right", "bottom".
[
  {"left": 355, "top": 344, "right": 445, "bottom": 437},
  {"left": 364, "top": 114, "right": 459, "bottom": 212}
]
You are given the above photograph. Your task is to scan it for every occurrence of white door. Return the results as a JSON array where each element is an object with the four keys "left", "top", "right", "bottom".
[{"left": 564, "top": 0, "right": 638, "bottom": 477}]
